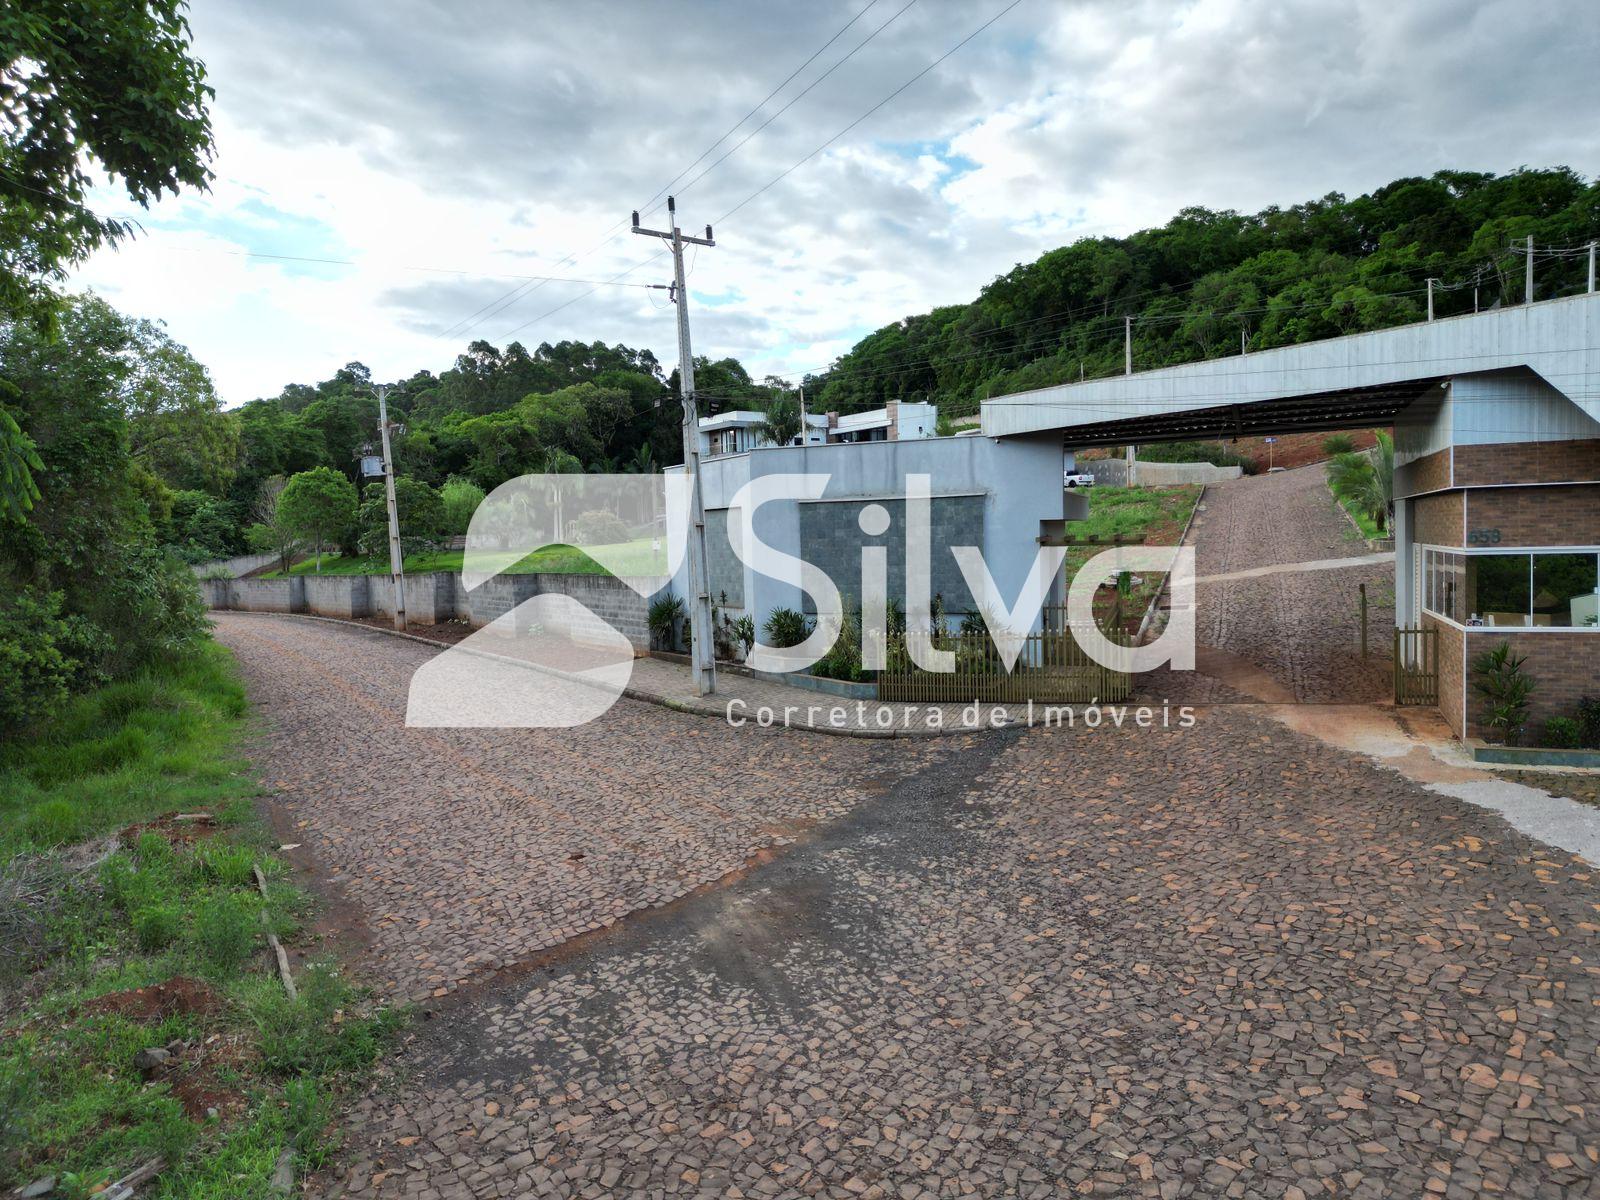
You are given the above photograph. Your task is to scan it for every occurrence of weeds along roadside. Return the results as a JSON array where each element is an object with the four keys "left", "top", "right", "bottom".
[{"left": 0, "top": 640, "right": 403, "bottom": 1197}]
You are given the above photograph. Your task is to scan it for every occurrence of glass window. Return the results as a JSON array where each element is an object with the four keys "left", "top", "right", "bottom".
[
  {"left": 1468, "top": 554, "right": 1532, "bottom": 627},
  {"left": 1533, "top": 553, "right": 1600, "bottom": 628},
  {"left": 1422, "top": 549, "right": 1465, "bottom": 623}
]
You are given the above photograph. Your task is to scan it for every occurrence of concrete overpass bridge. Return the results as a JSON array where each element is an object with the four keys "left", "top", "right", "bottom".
[{"left": 980, "top": 293, "right": 1600, "bottom": 741}]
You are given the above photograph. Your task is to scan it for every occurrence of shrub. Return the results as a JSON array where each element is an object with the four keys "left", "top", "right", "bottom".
[
  {"left": 571, "top": 509, "right": 631, "bottom": 546},
  {"left": 1541, "top": 717, "right": 1582, "bottom": 749},
  {"left": 1471, "top": 641, "right": 1534, "bottom": 746},
  {"left": 648, "top": 596, "right": 684, "bottom": 652},
  {"left": 1322, "top": 433, "right": 1356, "bottom": 455},
  {"left": 1578, "top": 696, "right": 1600, "bottom": 748},
  {"left": 133, "top": 904, "right": 181, "bottom": 951},
  {"left": 763, "top": 607, "right": 811, "bottom": 649},
  {"left": 1138, "top": 440, "right": 1259, "bottom": 474},
  {"left": 92, "top": 547, "right": 208, "bottom": 676},
  {"left": 193, "top": 893, "right": 258, "bottom": 970},
  {"left": 0, "top": 589, "right": 102, "bottom": 734}
]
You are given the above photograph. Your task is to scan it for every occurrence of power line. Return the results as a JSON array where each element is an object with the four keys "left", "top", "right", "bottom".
[
  {"left": 442, "top": 0, "right": 911, "bottom": 345},
  {"left": 710, "top": 0, "right": 1026, "bottom": 228},
  {"left": 481, "top": 0, "right": 1023, "bottom": 348}
]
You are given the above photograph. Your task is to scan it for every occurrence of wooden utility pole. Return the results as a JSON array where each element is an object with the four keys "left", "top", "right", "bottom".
[{"left": 633, "top": 197, "right": 717, "bottom": 695}]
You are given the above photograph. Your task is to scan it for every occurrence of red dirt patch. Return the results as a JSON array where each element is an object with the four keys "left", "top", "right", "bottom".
[
  {"left": 83, "top": 977, "right": 223, "bottom": 1022},
  {"left": 120, "top": 812, "right": 217, "bottom": 849},
  {"left": 167, "top": 1035, "right": 255, "bottom": 1122}
]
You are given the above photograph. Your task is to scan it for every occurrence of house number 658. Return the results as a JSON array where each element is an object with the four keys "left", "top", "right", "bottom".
[{"left": 1466, "top": 528, "right": 1502, "bottom": 545}]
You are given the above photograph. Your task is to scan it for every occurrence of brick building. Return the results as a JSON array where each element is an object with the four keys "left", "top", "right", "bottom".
[{"left": 980, "top": 291, "right": 1600, "bottom": 742}]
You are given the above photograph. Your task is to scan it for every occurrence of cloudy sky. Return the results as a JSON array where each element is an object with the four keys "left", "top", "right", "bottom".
[{"left": 72, "top": 0, "right": 1600, "bottom": 406}]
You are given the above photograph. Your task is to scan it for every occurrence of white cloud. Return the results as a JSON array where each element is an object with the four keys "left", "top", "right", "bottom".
[{"left": 65, "top": 0, "right": 1600, "bottom": 405}]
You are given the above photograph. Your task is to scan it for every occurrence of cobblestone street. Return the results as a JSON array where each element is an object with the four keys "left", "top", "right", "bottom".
[
  {"left": 1151, "top": 465, "right": 1394, "bottom": 705},
  {"left": 211, "top": 612, "right": 1600, "bottom": 1200}
]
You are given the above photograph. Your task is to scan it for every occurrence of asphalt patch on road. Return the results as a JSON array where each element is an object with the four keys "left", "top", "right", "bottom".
[{"left": 390, "top": 729, "right": 1022, "bottom": 1089}]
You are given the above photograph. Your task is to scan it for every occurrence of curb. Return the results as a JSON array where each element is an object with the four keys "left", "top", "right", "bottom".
[
  {"left": 209, "top": 610, "right": 1018, "bottom": 741},
  {"left": 1135, "top": 483, "right": 1207, "bottom": 644}
]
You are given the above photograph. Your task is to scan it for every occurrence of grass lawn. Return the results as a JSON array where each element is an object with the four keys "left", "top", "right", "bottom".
[
  {"left": 1063, "top": 485, "right": 1202, "bottom": 624},
  {"left": 267, "top": 537, "right": 663, "bottom": 579},
  {"left": 0, "top": 643, "right": 398, "bottom": 1197}
]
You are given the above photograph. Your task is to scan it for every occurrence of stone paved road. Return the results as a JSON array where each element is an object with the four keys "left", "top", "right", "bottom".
[
  {"left": 214, "top": 615, "right": 1600, "bottom": 1199},
  {"left": 1150, "top": 465, "right": 1395, "bottom": 705},
  {"left": 213, "top": 612, "right": 946, "bottom": 1003}
]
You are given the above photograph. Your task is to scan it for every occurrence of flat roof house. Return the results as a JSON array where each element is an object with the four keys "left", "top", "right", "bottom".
[{"left": 699, "top": 401, "right": 938, "bottom": 459}]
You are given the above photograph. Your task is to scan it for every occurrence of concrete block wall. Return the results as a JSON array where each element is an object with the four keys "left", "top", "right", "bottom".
[
  {"left": 204, "top": 570, "right": 653, "bottom": 651},
  {"left": 224, "top": 578, "right": 304, "bottom": 613},
  {"left": 304, "top": 575, "right": 370, "bottom": 620}
]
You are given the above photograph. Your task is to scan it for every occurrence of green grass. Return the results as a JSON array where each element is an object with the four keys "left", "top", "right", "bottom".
[
  {"left": 0, "top": 643, "right": 400, "bottom": 1196},
  {"left": 1330, "top": 485, "right": 1385, "bottom": 541},
  {"left": 266, "top": 537, "right": 663, "bottom": 579},
  {"left": 1062, "top": 485, "right": 1202, "bottom": 623}
]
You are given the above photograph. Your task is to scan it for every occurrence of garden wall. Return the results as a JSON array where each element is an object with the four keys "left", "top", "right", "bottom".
[
  {"left": 1083, "top": 459, "right": 1242, "bottom": 486},
  {"left": 202, "top": 570, "right": 654, "bottom": 651}
]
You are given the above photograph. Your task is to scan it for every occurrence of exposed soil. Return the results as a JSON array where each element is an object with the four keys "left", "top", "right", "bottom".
[
  {"left": 167, "top": 1034, "right": 255, "bottom": 1122},
  {"left": 82, "top": 976, "right": 223, "bottom": 1022},
  {"left": 119, "top": 812, "right": 217, "bottom": 849},
  {"left": 350, "top": 616, "right": 474, "bottom": 645}
]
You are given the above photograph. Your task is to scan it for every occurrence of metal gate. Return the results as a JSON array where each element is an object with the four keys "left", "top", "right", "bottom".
[
  {"left": 878, "top": 629, "right": 1132, "bottom": 704},
  {"left": 1393, "top": 626, "right": 1438, "bottom": 705}
]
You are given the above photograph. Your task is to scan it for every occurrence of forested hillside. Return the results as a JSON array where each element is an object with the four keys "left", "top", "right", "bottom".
[
  {"left": 19, "top": 166, "right": 1596, "bottom": 572},
  {"left": 814, "top": 167, "right": 1600, "bottom": 415}
]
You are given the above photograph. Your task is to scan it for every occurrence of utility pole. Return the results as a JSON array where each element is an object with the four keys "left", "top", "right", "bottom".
[
  {"left": 798, "top": 383, "right": 808, "bottom": 446},
  {"left": 1589, "top": 240, "right": 1596, "bottom": 294},
  {"left": 375, "top": 385, "right": 407, "bottom": 632},
  {"left": 1525, "top": 234, "right": 1535, "bottom": 304},
  {"left": 1426, "top": 277, "right": 1437, "bottom": 321},
  {"left": 633, "top": 196, "right": 716, "bottom": 695},
  {"left": 1123, "top": 315, "right": 1133, "bottom": 376}
]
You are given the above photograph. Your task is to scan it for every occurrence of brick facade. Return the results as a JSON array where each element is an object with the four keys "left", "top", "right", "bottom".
[
  {"left": 1459, "top": 629, "right": 1599, "bottom": 741},
  {"left": 1453, "top": 438, "right": 1600, "bottom": 488},
  {"left": 1397, "top": 448, "right": 1452, "bottom": 498},
  {"left": 1413, "top": 492, "right": 1464, "bottom": 547},
  {"left": 1464, "top": 484, "right": 1600, "bottom": 548},
  {"left": 1426, "top": 615, "right": 1466, "bottom": 737}
]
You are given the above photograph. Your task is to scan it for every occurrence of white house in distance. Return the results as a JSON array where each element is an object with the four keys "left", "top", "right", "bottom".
[{"left": 699, "top": 401, "right": 938, "bottom": 459}]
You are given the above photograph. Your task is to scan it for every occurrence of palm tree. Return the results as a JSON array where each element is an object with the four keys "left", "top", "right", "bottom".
[
  {"left": 1325, "top": 430, "right": 1394, "bottom": 531},
  {"left": 755, "top": 397, "right": 802, "bottom": 448}
]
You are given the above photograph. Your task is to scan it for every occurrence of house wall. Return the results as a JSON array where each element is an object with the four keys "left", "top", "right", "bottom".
[
  {"left": 1464, "top": 483, "right": 1600, "bottom": 547},
  {"left": 1427, "top": 614, "right": 1467, "bottom": 738},
  {"left": 1413, "top": 492, "right": 1465, "bottom": 547},
  {"left": 1459, "top": 629, "right": 1598, "bottom": 740},
  {"left": 670, "top": 433, "right": 1066, "bottom": 633}
]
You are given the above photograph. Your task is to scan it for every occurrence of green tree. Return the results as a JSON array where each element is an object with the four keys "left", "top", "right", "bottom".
[
  {"left": 1, "top": 294, "right": 207, "bottom": 684},
  {"left": 357, "top": 478, "right": 443, "bottom": 556},
  {"left": 1325, "top": 431, "right": 1395, "bottom": 532},
  {"left": 277, "top": 467, "right": 356, "bottom": 570},
  {"left": 755, "top": 397, "right": 802, "bottom": 447},
  {"left": 1, "top": 0, "right": 214, "bottom": 328},
  {"left": 439, "top": 477, "right": 485, "bottom": 536}
]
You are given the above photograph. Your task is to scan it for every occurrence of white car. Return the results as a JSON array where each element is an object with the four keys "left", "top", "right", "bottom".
[{"left": 1064, "top": 472, "right": 1097, "bottom": 488}]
